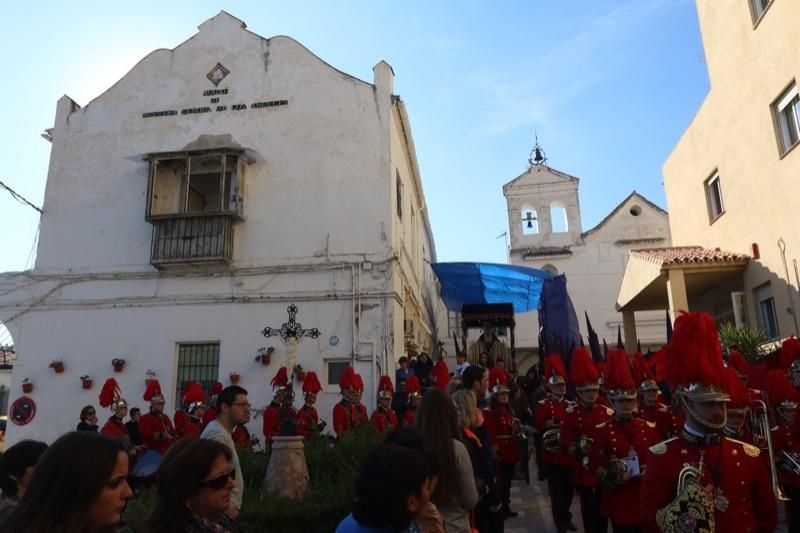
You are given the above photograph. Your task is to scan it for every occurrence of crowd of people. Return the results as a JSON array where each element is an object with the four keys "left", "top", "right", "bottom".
[{"left": 4, "top": 311, "right": 800, "bottom": 532}]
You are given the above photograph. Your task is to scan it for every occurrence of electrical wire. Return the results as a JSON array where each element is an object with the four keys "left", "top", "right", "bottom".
[{"left": 0, "top": 179, "right": 42, "bottom": 214}]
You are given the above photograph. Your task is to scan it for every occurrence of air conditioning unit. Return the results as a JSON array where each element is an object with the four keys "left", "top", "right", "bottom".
[{"left": 404, "top": 319, "right": 415, "bottom": 334}]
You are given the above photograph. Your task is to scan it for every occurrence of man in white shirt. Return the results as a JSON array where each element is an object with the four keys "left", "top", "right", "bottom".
[
  {"left": 200, "top": 385, "right": 251, "bottom": 519},
  {"left": 453, "top": 351, "right": 471, "bottom": 377}
]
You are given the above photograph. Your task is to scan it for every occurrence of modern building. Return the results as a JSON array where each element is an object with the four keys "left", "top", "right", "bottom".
[
  {"left": 0, "top": 12, "right": 444, "bottom": 443},
  {"left": 501, "top": 148, "right": 671, "bottom": 369},
  {"left": 617, "top": 0, "right": 800, "bottom": 342}
]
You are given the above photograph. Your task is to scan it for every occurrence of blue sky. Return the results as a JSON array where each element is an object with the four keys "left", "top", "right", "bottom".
[{"left": 0, "top": 0, "right": 708, "bottom": 273}]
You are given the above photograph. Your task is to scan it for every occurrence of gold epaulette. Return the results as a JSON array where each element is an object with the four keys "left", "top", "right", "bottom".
[
  {"left": 725, "top": 437, "right": 761, "bottom": 458},
  {"left": 649, "top": 437, "right": 678, "bottom": 455}
]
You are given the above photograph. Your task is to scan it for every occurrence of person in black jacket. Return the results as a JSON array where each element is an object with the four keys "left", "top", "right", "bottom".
[
  {"left": 125, "top": 407, "right": 143, "bottom": 446},
  {"left": 76, "top": 405, "right": 98, "bottom": 432}
]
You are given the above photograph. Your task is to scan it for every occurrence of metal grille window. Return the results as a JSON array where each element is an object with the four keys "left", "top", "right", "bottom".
[
  {"left": 0, "top": 384, "right": 8, "bottom": 415},
  {"left": 175, "top": 343, "right": 220, "bottom": 409}
]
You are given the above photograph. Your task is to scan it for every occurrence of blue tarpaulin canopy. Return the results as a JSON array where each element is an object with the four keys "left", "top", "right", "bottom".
[{"left": 430, "top": 262, "right": 553, "bottom": 313}]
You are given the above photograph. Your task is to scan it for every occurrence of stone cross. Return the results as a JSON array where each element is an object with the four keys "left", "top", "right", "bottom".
[{"left": 261, "top": 303, "right": 320, "bottom": 370}]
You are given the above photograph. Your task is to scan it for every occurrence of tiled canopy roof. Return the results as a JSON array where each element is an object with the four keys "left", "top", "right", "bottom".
[{"left": 630, "top": 246, "right": 750, "bottom": 266}]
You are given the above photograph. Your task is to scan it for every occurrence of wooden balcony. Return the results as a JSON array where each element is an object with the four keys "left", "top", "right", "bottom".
[{"left": 150, "top": 213, "right": 233, "bottom": 267}]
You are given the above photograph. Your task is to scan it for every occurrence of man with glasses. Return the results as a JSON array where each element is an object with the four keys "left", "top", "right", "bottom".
[{"left": 201, "top": 384, "right": 250, "bottom": 519}]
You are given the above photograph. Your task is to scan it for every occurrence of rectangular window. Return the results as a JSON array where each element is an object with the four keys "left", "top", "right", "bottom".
[
  {"left": 326, "top": 359, "right": 351, "bottom": 391},
  {"left": 0, "top": 384, "right": 8, "bottom": 416},
  {"left": 396, "top": 170, "right": 403, "bottom": 220},
  {"left": 773, "top": 83, "right": 800, "bottom": 154},
  {"left": 175, "top": 343, "right": 220, "bottom": 409},
  {"left": 750, "top": 0, "right": 771, "bottom": 23},
  {"left": 148, "top": 151, "right": 244, "bottom": 217},
  {"left": 756, "top": 283, "right": 779, "bottom": 339},
  {"left": 704, "top": 172, "right": 725, "bottom": 222}
]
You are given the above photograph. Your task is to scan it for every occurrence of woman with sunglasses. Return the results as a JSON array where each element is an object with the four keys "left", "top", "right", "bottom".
[
  {"left": 145, "top": 437, "right": 242, "bottom": 532},
  {"left": 77, "top": 405, "right": 99, "bottom": 431}
]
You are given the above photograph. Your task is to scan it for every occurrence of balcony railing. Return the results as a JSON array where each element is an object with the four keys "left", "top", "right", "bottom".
[{"left": 150, "top": 214, "right": 233, "bottom": 267}]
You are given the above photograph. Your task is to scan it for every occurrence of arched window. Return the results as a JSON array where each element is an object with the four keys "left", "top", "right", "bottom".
[
  {"left": 550, "top": 201, "right": 569, "bottom": 233},
  {"left": 521, "top": 208, "right": 538, "bottom": 234}
]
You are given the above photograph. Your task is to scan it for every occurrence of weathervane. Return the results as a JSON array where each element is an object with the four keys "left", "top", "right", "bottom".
[{"left": 528, "top": 133, "right": 547, "bottom": 167}]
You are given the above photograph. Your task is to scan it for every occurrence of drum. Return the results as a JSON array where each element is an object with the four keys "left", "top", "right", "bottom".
[{"left": 131, "top": 448, "right": 162, "bottom": 479}]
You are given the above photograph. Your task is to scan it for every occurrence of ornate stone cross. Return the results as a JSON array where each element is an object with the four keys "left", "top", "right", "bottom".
[{"left": 261, "top": 304, "right": 320, "bottom": 370}]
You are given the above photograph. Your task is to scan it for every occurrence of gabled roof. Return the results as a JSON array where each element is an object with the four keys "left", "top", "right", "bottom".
[
  {"left": 503, "top": 164, "right": 579, "bottom": 193},
  {"left": 581, "top": 191, "right": 667, "bottom": 238},
  {"left": 629, "top": 246, "right": 749, "bottom": 267}
]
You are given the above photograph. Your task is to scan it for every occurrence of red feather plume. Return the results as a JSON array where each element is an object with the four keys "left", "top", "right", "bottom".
[
  {"left": 353, "top": 373, "right": 365, "bottom": 392},
  {"left": 303, "top": 371, "right": 322, "bottom": 394},
  {"left": 544, "top": 354, "right": 567, "bottom": 382},
  {"left": 488, "top": 367, "right": 509, "bottom": 389},
  {"left": 183, "top": 382, "right": 204, "bottom": 404},
  {"left": 722, "top": 366, "right": 750, "bottom": 409},
  {"left": 767, "top": 369, "right": 800, "bottom": 406},
  {"left": 406, "top": 375, "right": 422, "bottom": 394},
  {"left": 779, "top": 337, "right": 800, "bottom": 371},
  {"left": 433, "top": 359, "right": 450, "bottom": 389},
  {"left": 604, "top": 349, "right": 636, "bottom": 391},
  {"left": 378, "top": 375, "right": 395, "bottom": 395},
  {"left": 210, "top": 381, "right": 224, "bottom": 396},
  {"left": 632, "top": 352, "right": 654, "bottom": 385},
  {"left": 339, "top": 366, "right": 356, "bottom": 390},
  {"left": 143, "top": 379, "right": 162, "bottom": 402},
  {"left": 651, "top": 311, "right": 725, "bottom": 389},
  {"left": 99, "top": 378, "right": 121, "bottom": 408},
  {"left": 271, "top": 367, "right": 289, "bottom": 388},
  {"left": 569, "top": 347, "right": 599, "bottom": 387},
  {"left": 727, "top": 349, "right": 749, "bottom": 376}
]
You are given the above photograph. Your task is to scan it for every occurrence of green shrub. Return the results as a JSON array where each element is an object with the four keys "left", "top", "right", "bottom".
[
  {"left": 718, "top": 322, "right": 769, "bottom": 362},
  {"left": 122, "top": 426, "right": 383, "bottom": 533}
]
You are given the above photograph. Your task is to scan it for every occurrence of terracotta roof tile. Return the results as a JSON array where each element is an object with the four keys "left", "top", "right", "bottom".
[{"left": 630, "top": 246, "right": 750, "bottom": 266}]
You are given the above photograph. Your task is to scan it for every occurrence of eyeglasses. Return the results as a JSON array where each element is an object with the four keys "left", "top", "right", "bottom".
[
  {"left": 86, "top": 411, "right": 96, "bottom": 416},
  {"left": 199, "top": 468, "right": 236, "bottom": 490},
  {"left": 232, "top": 401, "right": 251, "bottom": 409}
]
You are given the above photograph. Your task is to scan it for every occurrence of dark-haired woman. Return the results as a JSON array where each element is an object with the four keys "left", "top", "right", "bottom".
[
  {"left": 77, "top": 404, "right": 99, "bottom": 431},
  {"left": 145, "top": 437, "right": 242, "bottom": 532},
  {"left": 416, "top": 389, "right": 479, "bottom": 533},
  {"left": 336, "top": 443, "right": 431, "bottom": 533},
  {"left": 0, "top": 439, "right": 48, "bottom": 525},
  {"left": 3, "top": 431, "right": 132, "bottom": 532}
]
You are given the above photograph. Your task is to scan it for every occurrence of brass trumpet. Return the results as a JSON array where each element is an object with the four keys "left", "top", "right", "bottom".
[
  {"left": 750, "top": 399, "right": 791, "bottom": 501},
  {"left": 511, "top": 417, "right": 528, "bottom": 441}
]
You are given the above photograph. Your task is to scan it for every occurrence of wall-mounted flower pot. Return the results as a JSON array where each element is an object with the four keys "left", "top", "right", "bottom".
[
  {"left": 21, "top": 382, "right": 33, "bottom": 394},
  {"left": 81, "top": 378, "right": 93, "bottom": 390},
  {"left": 295, "top": 370, "right": 306, "bottom": 382},
  {"left": 112, "top": 361, "right": 125, "bottom": 372},
  {"left": 255, "top": 354, "right": 271, "bottom": 366},
  {"left": 229, "top": 372, "right": 241, "bottom": 384},
  {"left": 50, "top": 361, "right": 65, "bottom": 374}
]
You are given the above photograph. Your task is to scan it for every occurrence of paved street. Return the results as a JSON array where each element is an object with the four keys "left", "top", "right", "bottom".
[{"left": 503, "top": 450, "right": 789, "bottom": 532}]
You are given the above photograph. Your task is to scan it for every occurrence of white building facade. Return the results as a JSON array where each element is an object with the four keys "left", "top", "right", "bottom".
[
  {"left": 0, "top": 12, "right": 443, "bottom": 444},
  {"left": 502, "top": 161, "right": 671, "bottom": 369}
]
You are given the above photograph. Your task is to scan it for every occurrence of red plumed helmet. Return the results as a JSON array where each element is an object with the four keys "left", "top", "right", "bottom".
[
  {"left": 271, "top": 367, "right": 289, "bottom": 389},
  {"left": 727, "top": 349, "right": 749, "bottom": 376},
  {"left": 406, "top": 375, "right": 422, "bottom": 397},
  {"left": 651, "top": 311, "right": 727, "bottom": 401},
  {"left": 604, "top": 349, "right": 637, "bottom": 399},
  {"left": 99, "top": 378, "right": 121, "bottom": 408},
  {"left": 339, "top": 366, "right": 356, "bottom": 391},
  {"left": 302, "top": 371, "right": 322, "bottom": 395},
  {"left": 767, "top": 369, "right": 800, "bottom": 409},
  {"left": 779, "top": 337, "right": 800, "bottom": 372},
  {"left": 378, "top": 375, "right": 394, "bottom": 399},
  {"left": 433, "top": 359, "right": 450, "bottom": 390},
  {"left": 544, "top": 354, "right": 567, "bottom": 386},
  {"left": 143, "top": 379, "right": 163, "bottom": 402},
  {"left": 569, "top": 347, "right": 599, "bottom": 389},
  {"left": 353, "top": 373, "right": 365, "bottom": 392},
  {"left": 489, "top": 367, "right": 510, "bottom": 395},
  {"left": 210, "top": 381, "right": 224, "bottom": 396},
  {"left": 632, "top": 352, "right": 659, "bottom": 392},
  {"left": 722, "top": 366, "right": 750, "bottom": 410},
  {"left": 182, "top": 382, "right": 205, "bottom": 405}
]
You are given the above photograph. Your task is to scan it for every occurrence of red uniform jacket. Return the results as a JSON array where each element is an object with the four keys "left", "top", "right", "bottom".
[
  {"left": 263, "top": 403, "right": 281, "bottom": 440},
  {"left": 403, "top": 408, "right": 417, "bottom": 427},
  {"left": 771, "top": 424, "right": 800, "bottom": 489},
  {"left": 138, "top": 411, "right": 176, "bottom": 455},
  {"left": 596, "top": 395, "right": 611, "bottom": 409},
  {"left": 370, "top": 407, "right": 400, "bottom": 433},
  {"left": 559, "top": 403, "right": 612, "bottom": 486},
  {"left": 180, "top": 416, "right": 203, "bottom": 439},
  {"left": 485, "top": 405, "right": 521, "bottom": 464},
  {"left": 296, "top": 405, "right": 319, "bottom": 439},
  {"left": 589, "top": 417, "right": 660, "bottom": 526},
  {"left": 534, "top": 396, "right": 572, "bottom": 466},
  {"left": 640, "top": 433, "right": 777, "bottom": 533},
  {"left": 174, "top": 410, "right": 188, "bottom": 437},
  {"left": 333, "top": 400, "right": 364, "bottom": 437},
  {"left": 357, "top": 403, "right": 369, "bottom": 425},
  {"left": 202, "top": 407, "right": 217, "bottom": 429},
  {"left": 232, "top": 425, "right": 251, "bottom": 449},
  {"left": 638, "top": 402, "right": 680, "bottom": 440},
  {"left": 101, "top": 416, "right": 129, "bottom": 440}
]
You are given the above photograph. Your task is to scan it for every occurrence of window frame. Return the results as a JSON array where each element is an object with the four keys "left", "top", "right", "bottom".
[
  {"left": 324, "top": 359, "right": 352, "bottom": 393},
  {"left": 755, "top": 283, "right": 780, "bottom": 340},
  {"left": 749, "top": 0, "right": 773, "bottom": 27},
  {"left": 704, "top": 171, "right": 725, "bottom": 223},
  {"left": 396, "top": 169, "right": 403, "bottom": 220},
  {"left": 146, "top": 149, "right": 245, "bottom": 221},
  {"left": 772, "top": 82, "right": 800, "bottom": 156},
  {"left": 174, "top": 342, "right": 221, "bottom": 409}
]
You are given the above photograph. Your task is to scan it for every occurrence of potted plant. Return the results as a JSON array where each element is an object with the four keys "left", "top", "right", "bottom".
[
  {"left": 255, "top": 347, "right": 274, "bottom": 366},
  {"left": 21, "top": 378, "right": 33, "bottom": 394},
  {"left": 50, "top": 360, "right": 65, "bottom": 373},
  {"left": 229, "top": 371, "right": 241, "bottom": 384},
  {"left": 112, "top": 358, "right": 126, "bottom": 372},
  {"left": 80, "top": 375, "right": 93, "bottom": 389},
  {"left": 293, "top": 364, "right": 306, "bottom": 382}
]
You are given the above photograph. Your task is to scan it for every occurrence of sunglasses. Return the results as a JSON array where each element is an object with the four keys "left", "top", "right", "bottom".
[{"left": 199, "top": 468, "right": 236, "bottom": 490}]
